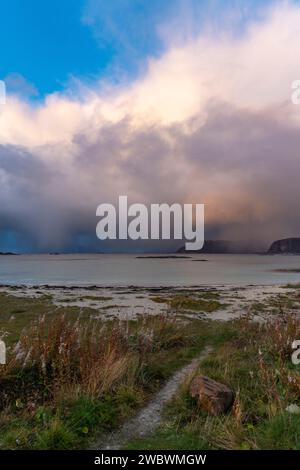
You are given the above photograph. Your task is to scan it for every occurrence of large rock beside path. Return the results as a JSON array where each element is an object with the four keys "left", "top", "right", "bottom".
[{"left": 189, "top": 375, "right": 234, "bottom": 416}]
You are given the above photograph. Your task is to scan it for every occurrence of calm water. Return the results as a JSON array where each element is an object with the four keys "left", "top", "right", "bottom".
[{"left": 0, "top": 254, "right": 300, "bottom": 286}]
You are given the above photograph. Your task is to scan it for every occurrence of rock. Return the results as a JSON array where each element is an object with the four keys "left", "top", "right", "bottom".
[
  {"left": 189, "top": 375, "right": 234, "bottom": 416},
  {"left": 268, "top": 237, "right": 300, "bottom": 254}
]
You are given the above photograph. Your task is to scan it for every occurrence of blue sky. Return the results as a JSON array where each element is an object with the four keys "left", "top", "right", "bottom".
[
  {"left": 0, "top": 0, "right": 107, "bottom": 96},
  {"left": 0, "top": 0, "right": 278, "bottom": 98}
]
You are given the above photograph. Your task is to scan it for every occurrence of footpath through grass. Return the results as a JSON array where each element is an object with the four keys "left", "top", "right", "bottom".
[
  {"left": 0, "top": 310, "right": 218, "bottom": 449},
  {"left": 126, "top": 314, "right": 300, "bottom": 450},
  {"left": 1, "top": 290, "right": 300, "bottom": 450}
]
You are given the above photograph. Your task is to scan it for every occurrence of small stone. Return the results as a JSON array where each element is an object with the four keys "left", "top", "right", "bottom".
[
  {"left": 286, "top": 404, "right": 300, "bottom": 414},
  {"left": 189, "top": 375, "right": 234, "bottom": 416}
]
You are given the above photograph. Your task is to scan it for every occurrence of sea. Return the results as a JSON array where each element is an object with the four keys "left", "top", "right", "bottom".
[{"left": 0, "top": 254, "right": 300, "bottom": 287}]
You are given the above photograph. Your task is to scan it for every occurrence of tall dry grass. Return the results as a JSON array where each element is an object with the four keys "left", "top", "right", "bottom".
[{"left": 0, "top": 314, "right": 188, "bottom": 403}]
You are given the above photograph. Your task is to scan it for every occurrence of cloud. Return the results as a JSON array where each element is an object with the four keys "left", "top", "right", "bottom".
[{"left": 0, "top": 1, "right": 300, "bottom": 251}]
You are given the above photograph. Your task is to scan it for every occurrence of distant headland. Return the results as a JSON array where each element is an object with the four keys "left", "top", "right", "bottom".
[
  {"left": 178, "top": 238, "right": 300, "bottom": 255},
  {"left": 267, "top": 238, "right": 300, "bottom": 254}
]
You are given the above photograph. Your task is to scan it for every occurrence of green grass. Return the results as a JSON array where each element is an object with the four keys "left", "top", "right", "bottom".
[
  {"left": 0, "top": 388, "right": 147, "bottom": 450},
  {"left": 78, "top": 295, "right": 113, "bottom": 301},
  {"left": 197, "top": 291, "right": 220, "bottom": 300},
  {"left": 0, "top": 298, "right": 222, "bottom": 450},
  {"left": 1, "top": 289, "right": 300, "bottom": 450},
  {"left": 169, "top": 296, "right": 221, "bottom": 312},
  {"left": 254, "top": 413, "right": 300, "bottom": 450},
  {"left": 126, "top": 428, "right": 211, "bottom": 450},
  {"left": 0, "top": 292, "right": 94, "bottom": 346},
  {"left": 283, "top": 283, "right": 300, "bottom": 289},
  {"left": 150, "top": 291, "right": 223, "bottom": 312},
  {"left": 125, "top": 316, "right": 300, "bottom": 450}
]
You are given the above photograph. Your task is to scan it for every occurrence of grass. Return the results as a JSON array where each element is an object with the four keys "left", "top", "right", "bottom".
[
  {"left": 151, "top": 293, "right": 224, "bottom": 312},
  {"left": 126, "top": 313, "right": 300, "bottom": 450},
  {"left": 168, "top": 295, "right": 223, "bottom": 312},
  {"left": 0, "top": 292, "right": 95, "bottom": 346},
  {"left": 283, "top": 283, "right": 300, "bottom": 289},
  {"left": 0, "top": 310, "right": 211, "bottom": 449},
  {"left": 1, "top": 288, "right": 300, "bottom": 450},
  {"left": 78, "top": 296, "right": 113, "bottom": 301}
]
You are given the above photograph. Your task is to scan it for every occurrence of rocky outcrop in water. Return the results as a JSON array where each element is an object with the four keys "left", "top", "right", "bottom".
[{"left": 268, "top": 238, "right": 300, "bottom": 254}]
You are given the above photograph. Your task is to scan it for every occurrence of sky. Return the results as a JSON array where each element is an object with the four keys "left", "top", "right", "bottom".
[
  {"left": 0, "top": 0, "right": 274, "bottom": 96},
  {"left": 0, "top": 0, "right": 300, "bottom": 252}
]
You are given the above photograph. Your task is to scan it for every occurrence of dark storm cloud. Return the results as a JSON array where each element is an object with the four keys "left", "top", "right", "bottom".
[{"left": 0, "top": 100, "right": 299, "bottom": 251}]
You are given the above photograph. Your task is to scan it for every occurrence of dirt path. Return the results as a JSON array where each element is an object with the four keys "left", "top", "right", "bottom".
[{"left": 91, "top": 345, "right": 213, "bottom": 450}]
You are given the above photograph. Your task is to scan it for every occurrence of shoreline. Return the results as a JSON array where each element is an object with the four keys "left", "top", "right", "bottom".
[{"left": 0, "top": 282, "right": 299, "bottom": 322}]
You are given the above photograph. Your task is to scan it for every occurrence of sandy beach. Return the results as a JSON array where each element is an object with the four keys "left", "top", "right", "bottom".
[{"left": 0, "top": 282, "right": 298, "bottom": 322}]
